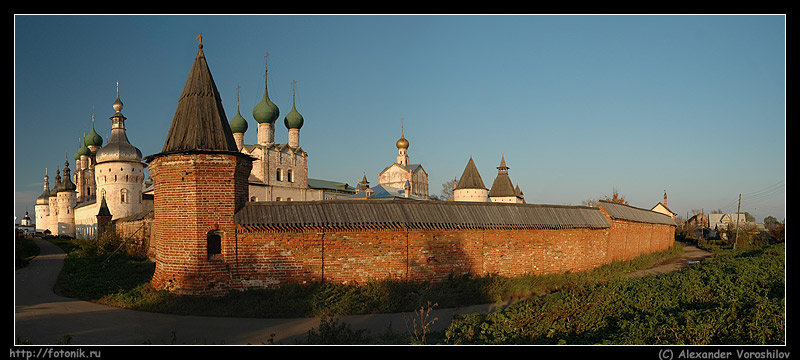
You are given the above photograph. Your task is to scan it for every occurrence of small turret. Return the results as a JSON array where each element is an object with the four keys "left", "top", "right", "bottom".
[
  {"left": 396, "top": 117, "right": 409, "bottom": 166},
  {"left": 253, "top": 52, "right": 279, "bottom": 145},
  {"left": 230, "top": 86, "right": 248, "bottom": 150},
  {"left": 284, "top": 80, "right": 304, "bottom": 148}
]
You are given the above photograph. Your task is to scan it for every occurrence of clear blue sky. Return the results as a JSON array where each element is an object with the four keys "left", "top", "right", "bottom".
[{"left": 14, "top": 14, "right": 786, "bottom": 224}]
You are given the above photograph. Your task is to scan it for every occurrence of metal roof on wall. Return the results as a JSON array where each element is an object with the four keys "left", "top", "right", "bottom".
[
  {"left": 234, "top": 200, "right": 612, "bottom": 230},
  {"left": 598, "top": 200, "right": 676, "bottom": 226}
]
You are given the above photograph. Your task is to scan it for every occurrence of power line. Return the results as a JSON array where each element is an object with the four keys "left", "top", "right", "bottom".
[
  {"left": 742, "top": 180, "right": 784, "bottom": 197},
  {"left": 742, "top": 185, "right": 785, "bottom": 202}
]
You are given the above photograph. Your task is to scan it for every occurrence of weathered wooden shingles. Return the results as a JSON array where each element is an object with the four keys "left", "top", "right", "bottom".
[
  {"left": 160, "top": 44, "right": 238, "bottom": 155},
  {"left": 234, "top": 200, "right": 614, "bottom": 230}
]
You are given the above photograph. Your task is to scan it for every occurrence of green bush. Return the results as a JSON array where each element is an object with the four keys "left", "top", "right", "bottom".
[
  {"left": 444, "top": 244, "right": 785, "bottom": 345},
  {"left": 15, "top": 237, "right": 40, "bottom": 269}
]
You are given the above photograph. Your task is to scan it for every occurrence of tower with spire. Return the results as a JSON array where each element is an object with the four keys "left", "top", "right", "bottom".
[
  {"left": 229, "top": 86, "right": 248, "bottom": 150},
  {"left": 34, "top": 168, "right": 51, "bottom": 233},
  {"left": 396, "top": 117, "right": 410, "bottom": 166},
  {"left": 56, "top": 158, "right": 78, "bottom": 236},
  {"left": 74, "top": 107, "right": 97, "bottom": 203},
  {"left": 377, "top": 118, "right": 429, "bottom": 199},
  {"left": 35, "top": 81, "right": 150, "bottom": 239},
  {"left": 93, "top": 81, "right": 146, "bottom": 220},
  {"left": 84, "top": 108, "right": 104, "bottom": 162},
  {"left": 145, "top": 36, "right": 254, "bottom": 295},
  {"left": 234, "top": 54, "right": 319, "bottom": 202},
  {"left": 488, "top": 153, "right": 524, "bottom": 203},
  {"left": 284, "top": 80, "right": 304, "bottom": 148},
  {"left": 252, "top": 52, "right": 279, "bottom": 146}
]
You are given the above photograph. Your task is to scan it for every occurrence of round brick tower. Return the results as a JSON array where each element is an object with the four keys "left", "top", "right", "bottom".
[{"left": 145, "top": 37, "right": 253, "bottom": 296}]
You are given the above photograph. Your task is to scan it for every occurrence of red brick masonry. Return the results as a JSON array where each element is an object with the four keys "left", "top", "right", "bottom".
[
  {"left": 146, "top": 151, "right": 674, "bottom": 296},
  {"left": 149, "top": 205, "right": 673, "bottom": 295},
  {"left": 231, "top": 221, "right": 673, "bottom": 292}
]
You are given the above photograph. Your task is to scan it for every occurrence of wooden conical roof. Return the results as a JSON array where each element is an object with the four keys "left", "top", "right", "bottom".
[
  {"left": 160, "top": 43, "right": 238, "bottom": 154},
  {"left": 455, "top": 157, "right": 486, "bottom": 190},
  {"left": 488, "top": 154, "right": 516, "bottom": 197}
]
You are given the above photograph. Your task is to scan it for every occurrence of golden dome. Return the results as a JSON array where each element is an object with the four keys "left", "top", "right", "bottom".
[{"left": 396, "top": 135, "right": 409, "bottom": 149}]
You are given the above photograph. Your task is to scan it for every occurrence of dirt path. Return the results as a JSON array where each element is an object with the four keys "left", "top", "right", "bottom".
[{"left": 626, "top": 242, "right": 713, "bottom": 278}]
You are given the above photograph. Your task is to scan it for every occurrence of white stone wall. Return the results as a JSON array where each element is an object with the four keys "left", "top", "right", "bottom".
[
  {"left": 379, "top": 164, "right": 429, "bottom": 199},
  {"left": 489, "top": 196, "right": 523, "bottom": 203},
  {"left": 411, "top": 170, "right": 429, "bottom": 198},
  {"left": 243, "top": 141, "right": 315, "bottom": 202},
  {"left": 74, "top": 202, "right": 99, "bottom": 239},
  {"left": 47, "top": 196, "right": 58, "bottom": 234},
  {"left": 57, "top": 191, "right": 77, "bottom": 237},
  {"left": 95, "top": 161, "right": 145, "bottom": 220},
  {"left": 453, "top": 188, "right": 489, "bottom": 202},
  {"left": 35, "top": 203, "right": 49, "bottom": 232}
]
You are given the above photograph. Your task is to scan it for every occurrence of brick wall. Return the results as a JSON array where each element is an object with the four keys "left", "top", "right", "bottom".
[
  {"left": 148, "top": 152, "right": 252, "bottom": 296},
  {"left": 225, "top": 220, "right": 673, "bottom": 291},
  {"left": 145, "top": 150, "right": 674, "bottom": 295},
  {"left": 606, "top": 219, "right": 674, "bottom": 262}
]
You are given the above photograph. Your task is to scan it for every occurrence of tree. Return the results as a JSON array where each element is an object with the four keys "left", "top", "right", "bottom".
[
  {"left": 764, "top": 216, "right": 785, "bottom": 242},
  {"left": 601, "top": 187, "right": 628, "bottom": 205},
  {"left": 439, "top": 179, "right": 456, "bottom": 201},
  {"left": 764, "top": 216, "right": 779, "bottom": 227}
]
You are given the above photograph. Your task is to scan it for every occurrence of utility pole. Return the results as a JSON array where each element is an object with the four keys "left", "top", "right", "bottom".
[{"left": 733, "top": 193, "right": 741, "bottom": 249}]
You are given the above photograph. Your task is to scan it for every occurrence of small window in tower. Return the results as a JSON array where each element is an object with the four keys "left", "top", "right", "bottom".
[
  {"left": 120, "top": 189, "right": 127, "bottom": 204},
  {"left": 276, "top": 168, "right": 283, "bottom": 182},
  {"left": 207, "top": 230, "right": 222, "bottom": 259},
  {"left": 287, "top": 169, "right": 294, "bottom": 183}
]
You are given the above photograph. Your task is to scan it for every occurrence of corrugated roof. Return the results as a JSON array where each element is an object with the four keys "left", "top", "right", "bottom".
[
  {"left": 343, "top": 184, "right": 425, "bottom": 200},
  {"left": 598, "top": 200, "right": 675, "bottom": 226},
  {"left": 234, "top": 200, "right": 611, "bottom": 230},
  {"left": 308, "top": 178, "right": 355, "bottom": 192}
]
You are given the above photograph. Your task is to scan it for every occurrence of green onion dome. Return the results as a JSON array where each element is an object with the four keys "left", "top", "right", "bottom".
[
  {"left": 229, "top": 106, "right": 248, "bottom": 134},
  {"left": 283, "top": 83, "right": 304, "bottom": 130},
  {"left": 252, "top": 88, "right": 279, "bottom": 124},
  {"left": 84, "top": 124, "right": 103, "bottom": 148},
  {"left": 283, "top": 103, "right": 304, "bottom": 130},
  {"left": 76, "top": 143, "right": 90, "bottom": 160}
]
